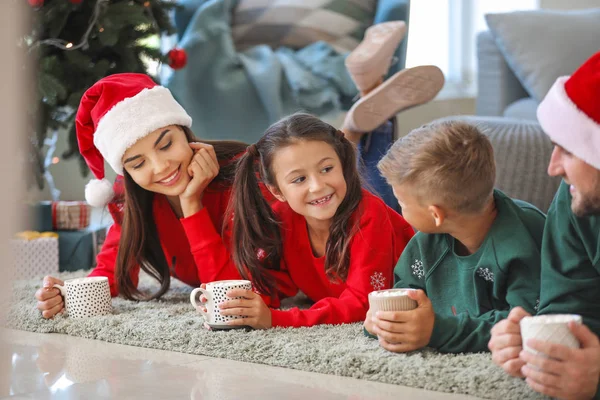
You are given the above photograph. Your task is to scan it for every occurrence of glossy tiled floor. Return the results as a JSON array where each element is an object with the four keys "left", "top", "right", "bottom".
[{"left": 0, "top": 328, "right": 478, "bottom": 400}]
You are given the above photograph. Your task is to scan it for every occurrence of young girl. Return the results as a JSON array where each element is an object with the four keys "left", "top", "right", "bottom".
[
  {"left": 35, "top": 73, "right": 293, "bottom": 318},
  {"left": 218, "top": 113, "right": 415, "bottom": 329}
]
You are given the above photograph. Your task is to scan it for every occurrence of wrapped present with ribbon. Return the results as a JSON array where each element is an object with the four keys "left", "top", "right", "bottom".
[
  {"left": 52, "top": 201, "right": 91, "bottom": 230},
  {"left": 58, "top": 225, "right": 108, "bottom": 272},
  {"left": 27, "top": 201, "right": 53, "bottom": 232},
  {"left": 11, "top": 231, "right": 59, "bottom": 279}
]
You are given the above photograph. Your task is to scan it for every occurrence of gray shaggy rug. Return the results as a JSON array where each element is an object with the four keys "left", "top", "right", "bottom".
[{"left": 5, "top": 271, "right": 547, "bottom": 400}]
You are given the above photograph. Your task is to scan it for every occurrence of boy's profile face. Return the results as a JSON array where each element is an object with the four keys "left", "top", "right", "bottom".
[{"left": 392, "top": 183, "right": 438, "bottom": 233}]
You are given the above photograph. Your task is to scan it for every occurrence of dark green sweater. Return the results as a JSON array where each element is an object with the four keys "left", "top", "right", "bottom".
[
  {"left": 537, "top": 181, "right": 600, "bottom": 337},
  {"left": 392, "top": 190, "right": 545, "bottom": 353}
]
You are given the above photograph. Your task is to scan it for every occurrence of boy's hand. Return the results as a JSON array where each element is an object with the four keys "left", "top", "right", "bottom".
[
  {"left": 371, "top": 289, "right": 435, "bottom": 353},
  {"left": 488, "top": 307, "right": 530, "bottom": 378},
  {"left": 363, "top": 308, "right": 376, "bottom": 335},
  {"left": 219, "top": 289, "right": 272, "bottom": 329}
]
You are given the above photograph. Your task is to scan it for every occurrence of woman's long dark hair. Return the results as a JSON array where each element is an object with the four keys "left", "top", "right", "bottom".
[
  {"left": 230, "top": 113, "right": 363, "bottom": 297},
  {"left": 116, "top": 126, "right": 248, "bottom": 301}
]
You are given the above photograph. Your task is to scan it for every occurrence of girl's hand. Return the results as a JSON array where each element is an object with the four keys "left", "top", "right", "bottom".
[
  {"left": 35, "top": 276, "right": 65, "bottom": 319},
  {"left": 218, "top": 289, "right": 272, "bottom": 329},
  {"left": 179, "top": 143, "right": 219, "bottom": 217},
  {"left": 196, "top": 283, "right": 209, "bottom": 314}
]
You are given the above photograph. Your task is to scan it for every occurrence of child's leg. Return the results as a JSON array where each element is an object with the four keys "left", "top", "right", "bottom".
[
  {"left": 357, "top": 119, "right": 400, "bottom": 212},
  {"left": 340, "top": 21, "right": 444, "bottom": 144},
  {"left": 343, "top": 65, "right": 445, "bottom": 135},
  {"left": 342, "top": 77, "right": 384, "bottom": 144},
  {"left": 345, "top": 21, "right": 407, "bottom": 93}
]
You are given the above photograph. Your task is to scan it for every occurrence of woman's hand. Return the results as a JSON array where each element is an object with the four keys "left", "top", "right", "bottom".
[
  {"left": 218, "top": 289, "right": 272, "bottom": 329},
  {"left": 179, "top": 143, "right": 219, "bottom": 217},
  {"left": 35, "top": 276, "right": 65, "bottom": 319}
]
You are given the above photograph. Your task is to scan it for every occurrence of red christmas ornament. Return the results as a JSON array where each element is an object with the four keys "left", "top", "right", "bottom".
[
  {"left": 70, "top": 0, "right": 83, "bottom": 4},
  {"left": 168, "top": 48, "right": 187, "bottom": 70},
  {"left": 28, "top": 0, "right": 44, "bottom": 7}
]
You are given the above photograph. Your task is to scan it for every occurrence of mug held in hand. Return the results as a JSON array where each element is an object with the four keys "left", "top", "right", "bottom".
[
  {"left": 190, "top": 280, "right": 252, "bottom": 329},
  {"left": 53, "top": 276, "right": 112, "bottom": 319}
]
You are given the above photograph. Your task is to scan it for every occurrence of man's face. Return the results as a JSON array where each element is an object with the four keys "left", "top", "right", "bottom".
[{"left": 547, "top": 145, "right": 600, "bottom": 217}]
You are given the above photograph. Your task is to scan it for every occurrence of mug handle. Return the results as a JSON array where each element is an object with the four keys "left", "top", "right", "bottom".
[
  {"left": 190, "top": 288, "right": 211, "bottom": 320},
  {"left": 53, "top": 284, "right": 66, "bottom": 298}
]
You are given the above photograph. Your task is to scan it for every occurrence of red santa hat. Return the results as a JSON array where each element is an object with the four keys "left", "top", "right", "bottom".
[
  {"left": 537, "top": 51, "right": 600, "bottom": 170},
  {"left": 76, "top": 73, "right": 192, "bottom": 207}
]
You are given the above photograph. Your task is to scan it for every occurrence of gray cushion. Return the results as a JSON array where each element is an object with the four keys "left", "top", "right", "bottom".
[
  {"left": 503, "top": 97, "right": 539, "bottom": 121},
  {"left": 485, "top": 9, "right": 600, "bottom": 102}
]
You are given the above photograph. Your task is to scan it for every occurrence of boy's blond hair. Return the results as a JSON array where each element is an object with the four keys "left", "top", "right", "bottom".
[{"left": 378, "top": 121, "right": 496, "bottom": 214}]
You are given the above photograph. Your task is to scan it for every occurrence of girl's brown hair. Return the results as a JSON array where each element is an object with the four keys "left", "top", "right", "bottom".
[
  {"left": 115, "top": 126, "right": 248, "bottom": 300},
  {"left": 230, "top": 113, "right": 363, "bottom": 297}
]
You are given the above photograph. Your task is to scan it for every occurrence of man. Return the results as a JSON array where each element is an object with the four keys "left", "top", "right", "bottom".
[{"left": 488, "top": 51, "right": 600, "bottom": 400}]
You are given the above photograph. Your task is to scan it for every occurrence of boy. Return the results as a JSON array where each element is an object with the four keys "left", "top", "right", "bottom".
[{"left": 364, "top": 121, "right": 545, "bottom": 353}]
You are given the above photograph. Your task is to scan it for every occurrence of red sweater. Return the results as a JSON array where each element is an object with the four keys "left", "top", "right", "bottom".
[
  {"left": 88, "top": 185, "right": 237, "bottom": 293},
  {"left": 88, "top": 181, "right": 294, "bottom": 307},
  {"left": 270, "top": 190, "right": 414, "bottom": 328}
]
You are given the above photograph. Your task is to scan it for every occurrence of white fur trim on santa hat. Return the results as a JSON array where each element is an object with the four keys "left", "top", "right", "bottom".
[
  {"left": 93, "top": 86, "right": 192, "bottom": 175},
  {"left": 537, "top": 76, "right": 600, "bottom": 170},
  {"left": 85, "top": 178, "right": 115, "bottom": 208}
]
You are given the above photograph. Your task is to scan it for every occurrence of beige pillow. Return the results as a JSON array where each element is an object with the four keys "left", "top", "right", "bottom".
[{"left": 231, "top": 0, "right": 377, "bottom": 53}]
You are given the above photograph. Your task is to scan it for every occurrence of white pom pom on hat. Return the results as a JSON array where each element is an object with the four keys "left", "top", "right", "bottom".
[
  {"left": 85, "top": 178, "right": 115, "bottom": 209},
  {"left": 75, "top": 73, "right": 192, "bottom": 207}
]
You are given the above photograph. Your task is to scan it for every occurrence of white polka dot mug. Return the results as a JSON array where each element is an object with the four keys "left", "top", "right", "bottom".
[
  {"left": 53, "top": 277, "right": 112, "bottom": 319},
  {"left": 190, "top": 280, "right": 252, "bottom": 328}
]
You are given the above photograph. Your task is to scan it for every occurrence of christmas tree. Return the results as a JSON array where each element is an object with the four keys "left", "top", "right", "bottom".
[{"left": 24, "top": 0, "right": 186, "bottom": 189}]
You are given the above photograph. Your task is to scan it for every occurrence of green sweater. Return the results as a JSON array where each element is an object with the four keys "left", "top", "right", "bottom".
[
  {"left": 392, "top": 190, "right": 545, "bottom": 353},
  {"left": 537, "top": 182, "right": 600, "bottom": 337}
]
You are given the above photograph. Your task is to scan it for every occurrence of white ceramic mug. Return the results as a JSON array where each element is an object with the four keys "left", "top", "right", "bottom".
[
  {"left": 520, "top": 314, "right": 582, "bottom": 356},
  {"left": 368, "top": 288, "right": 417, "bottom": 312},
  {"left": 190, "top": 280, "right": 252, "bottom": 328},
  {"left": 53, "top": 277, "right": 112, "bottom": 319}
]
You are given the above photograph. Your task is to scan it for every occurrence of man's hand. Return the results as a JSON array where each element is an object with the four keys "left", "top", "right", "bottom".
[
  {"left": 488, "top": 307, "right": 531, "bottom": 378},
  {"left": 520, "top": 322, "right": 600, "bottom": 400}
]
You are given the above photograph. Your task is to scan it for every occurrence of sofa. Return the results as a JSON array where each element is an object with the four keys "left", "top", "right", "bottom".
[
  {"left": 475, "top": 31, "right": 538, "bottom": 121},
  {"left": 467, "top": 9, "right": 600, "bottom": 210}
]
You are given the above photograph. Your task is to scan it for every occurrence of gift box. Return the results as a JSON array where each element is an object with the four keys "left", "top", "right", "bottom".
[
  {"left": 27, "top": 201, "right": 53, "bottom": 232},
  {"left": 58, "top": 225, "right": 108, "bottom": 272},
  {"left": 11, "top": 231, "right": 59, "bottom": 279},
  {"left": 52, "top": 201, "right": 91, "bottom": 230}
]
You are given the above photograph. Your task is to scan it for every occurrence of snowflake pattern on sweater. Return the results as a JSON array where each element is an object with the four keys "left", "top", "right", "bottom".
[
  {"left": 411, "top": 259, "right": 424, "bottom": 279},
  {"left": 370, "top": 271, "right": 386, "bottom": 291},
  {"left": 476, "top": 267, "right": 494, "bottom": 282}
]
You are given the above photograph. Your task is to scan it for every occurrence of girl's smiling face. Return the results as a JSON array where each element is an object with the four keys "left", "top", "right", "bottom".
[{"left": 268, "top": 140, "right": 347, "bottom": 226}]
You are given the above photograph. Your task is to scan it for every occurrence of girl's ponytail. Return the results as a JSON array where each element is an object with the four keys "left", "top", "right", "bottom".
[{"left": 230, "top": 145, "right": 281, "bottom": 296}]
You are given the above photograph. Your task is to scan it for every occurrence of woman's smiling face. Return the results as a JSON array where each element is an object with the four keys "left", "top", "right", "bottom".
[{"left": 121, "top": 125, "right": 193, "bottom": 196}]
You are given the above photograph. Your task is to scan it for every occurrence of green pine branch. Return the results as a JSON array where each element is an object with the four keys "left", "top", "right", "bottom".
[{"left": 26, "top": 0, "right": 178, "bottom": 188}]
